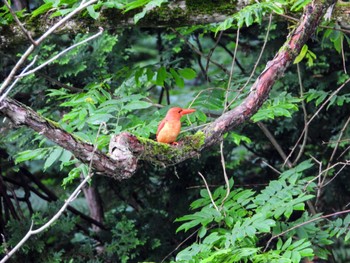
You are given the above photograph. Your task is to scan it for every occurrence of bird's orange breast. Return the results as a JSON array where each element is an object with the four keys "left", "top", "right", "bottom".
[{"left": 156, "top": 120, "right": 181, "bottom": 143}]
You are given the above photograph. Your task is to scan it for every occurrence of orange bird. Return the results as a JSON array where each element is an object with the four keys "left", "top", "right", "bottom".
[{"left": 156, "top": 107, "right": 196, "bottom": 144}]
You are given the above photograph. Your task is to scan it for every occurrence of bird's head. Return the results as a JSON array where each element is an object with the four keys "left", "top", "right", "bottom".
[{"left": 165, "top": 107, "right": 196, "bottom": 120}]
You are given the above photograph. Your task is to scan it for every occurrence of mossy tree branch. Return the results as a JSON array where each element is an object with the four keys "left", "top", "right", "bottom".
[
  {"left": 1, "top": 0, "right": 349, "bottom": 48},
  {"left": 0, "top": 0, "right": 336, "bottom": 180}
]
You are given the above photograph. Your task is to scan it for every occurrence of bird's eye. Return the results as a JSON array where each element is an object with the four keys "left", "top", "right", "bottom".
[{"left": 178, "top": 110, "right": 182, "bottom": 113}]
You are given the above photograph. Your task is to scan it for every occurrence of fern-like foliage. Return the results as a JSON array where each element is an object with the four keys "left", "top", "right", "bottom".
[{"left": 174, "top": 160, "right": 350, "bottom": 262}]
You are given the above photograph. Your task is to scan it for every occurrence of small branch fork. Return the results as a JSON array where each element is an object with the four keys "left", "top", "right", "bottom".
[
  {"left": 284, "top": 77, "right": 350, "bottom": 166},
  {"left": 0, "top": 0, "right": 99, "bottom": 97}
]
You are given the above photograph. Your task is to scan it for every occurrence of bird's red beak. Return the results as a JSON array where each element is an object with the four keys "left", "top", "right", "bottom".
[{"left": 180, "top": 108, "right": 196, "bottom": 116}]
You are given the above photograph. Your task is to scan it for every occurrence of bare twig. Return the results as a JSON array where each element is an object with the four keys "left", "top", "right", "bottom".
[
  {"left": 313, "top": 116, "right": 350, "bottom": 205},
  {"left": 243, "top": 14, "right": 272, "bottom": 89},
  {"left": 304, "top": 159, "right": 350, "bottom": 193},
  {"left": 0, "top": 122, "right": 105, "bottom": 263},
  {"left": 262, "top": 160, "right": 281, "bottom": 175},
  {"left": 170, "top": 28, "right": 230, "bottom": 75},
  {"left": 224, "top": 27, "right": 240, "bottom": 112},
  {"left": 285, "top": 77, "right": 350, "bottom": 166},
  {"left": 161, "top": 228, "right": 200, "bottom": 263},
  {"left": 277, "top": 12, "right": 350, "bottom": 35},
  {"left": 264, "top": 209, "right": 350, "bottom": 252},
  {"left": 337, "top": 144, "right": 350, "bottom": 160},
  {"left": 0, "top": 0, "right": 98, "bottom": 97},
  {"left": 198, "top": 172, "right": 219, "bottom": 211},
  {"left": 1, "top": 0, "right": 36, "bottom": 45},
  {"left": 0, "top": 56, "right": 37, "bottom": 102},
  {"left": 328, "top": 116, "right": 350, "bottom": 165},
  {"left": 341, "top": 33, "right": 347, "bottom": 74},
  {"left": 205, "top": 31, "right": 223, "bottom": 77},
  {"left": 218, "top": 27, "right": 241, "bottom": 206},
  {"left": 16, "top": 28, "right": 104, "bottom": 79},
  {"left": 292, "top": 63, "right": 308, "bottom": 165},
  {"left": 322, "top": 162, "right": 348, "bottom": 188},
  {"left": 219, "top": 142, "right": 231, "bottom": 207},
  {"left": 257, "top": 122, "right": 293, "bottom": 168},
  {"left": 226, "top": 14, "right": 272, "bottom": 110}
]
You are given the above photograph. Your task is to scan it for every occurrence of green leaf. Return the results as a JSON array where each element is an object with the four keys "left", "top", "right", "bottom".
[
  {"left": 86, "top": 113, "right": 114, "bottom": 125},
  {"left": 123, "top": 0, "right": 149, "bottom": 13},
  {"left": 15, "top": 148, "right": 50, "bottom": 164},
  {"left": 44, "top": 147, "right": 63, "bottom": 171},
  {"left": 229, "top": 132, "right": 251, "bottom": 145},
  {"left": 176, "top": 219, "right": 202, "bottom": 233},
  {"left": 123, "top": 101, "right": 152, "bottom": 111},
  {"left": 294, "top": 44, "right": 308, "bottom": 64},
  {"left": 62, "top": 164, "right": 88, "bottom": 187},
  {"left": 31, "top": 2, "right": 53, "bottom": 17},
  {"left": 291, "top": 0, "right": 311, "bottom": 11},
  {"left": 156, "top": 66, "right": 167, "bottom": 86},
  {"left": 170, "top": 68, "right": 185, "bottom": 88},
  {"left": 134, "top": 9, "right": 147, "bottom": 23},
  {"left": 178, "top": 68, "right": 197, "bottom": 80},
  {"left": 87, "top": 5, "right": 99, "bottom": 19},
  {"left": 345, "top": 230, "right": 350, "bottom": 242},
  {"left": 198, "top": 226, "right": 207, "bottom": 238},
  {"left": 59, "top": 150, "right": 73, "bottom": 169}
]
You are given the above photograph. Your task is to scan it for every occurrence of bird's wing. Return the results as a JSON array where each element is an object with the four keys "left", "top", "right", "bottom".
[{"left": 156, "top": 119, "right": 166, "bottom": 136}]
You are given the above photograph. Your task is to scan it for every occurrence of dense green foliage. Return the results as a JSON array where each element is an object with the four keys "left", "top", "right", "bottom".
[{"left": 1, "top": 0, "right": 350, "bottom": 262}]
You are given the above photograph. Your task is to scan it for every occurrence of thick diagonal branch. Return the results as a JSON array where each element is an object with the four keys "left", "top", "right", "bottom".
[
  {"left": 0, "top": 0, "right": 334, "bottom": 180},
  {"left": 203, "top": 0, "right": 333, "bottom": 146},
  {"left": 0, "top": 98, "right": 134, "bottom": 180}
]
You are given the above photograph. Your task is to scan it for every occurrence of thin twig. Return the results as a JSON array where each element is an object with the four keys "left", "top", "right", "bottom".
[
  {"left": 0, "top": 56, "right": 37, "bottom": 102},
  {"left": 322, "top": 162, "right": 348, "bottom": 188},
  {"left": 328, "top": 116, "right": 350, "bottom": 165},
  {"left": 219, "top": 142, "right": 231, "bottom": 207},
  {"left": 277, "top": 12, "right": 350, "bottom": 35},
  {"left": 161, "top": 228, "right": 200, "bottom": 263},
  {"left": 243, "top": 14, "right": 272, "bottom": 89},
  {"left": 285, "top": 77, "right": 350, "bottom": 166},
  {"left": 304, "top": 159, "right": 350, "bottom": 193},
  {"left": 0, "top": 122, "right": 106, "bottom": 263},
  {"left": 257, "top": 122, "right": 292, "bottom": 168},
  {"left": 198, "top": 172, "right": 219, "bottom": 211},
  {"left": 0, "top": 0, "right": 98, "bottom": 97},
  {"left": 224, "top": 27, "right": 240, "bottom": 112},
  {"left": 341, "top": 33, "right": 347, "bottom": 74},
  {"left": 226, "top": 14, "right": 272, "bottom": 109},
  {"left": 170, "top": 28, "right": 230, "bottom": 75},
  {"left": 314, "top": 116, "right": 350, "bottom": 205},
  {"left": 16, "top": 28, "right": 104, "bottom": 79},
  {"left": 264, "top": 209, "right": 350, "bottom": 252},
  {"left": 292, "top": 63, "right": 308, "bottom": 165},
  {"left": 262, "top": 161, "right": 281, "bottom": 175},
  {"left": 218, "top": 28, "right": 241, "bottom": 206},
  {"left": 2, "top": 0, "right": 36, "bottom": 45},
  {"left": 337, "top": 144, "right": 350, "bottom": 160},
  {"left": 205, "top": 31, "right": 223, "bottom": 77}
]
